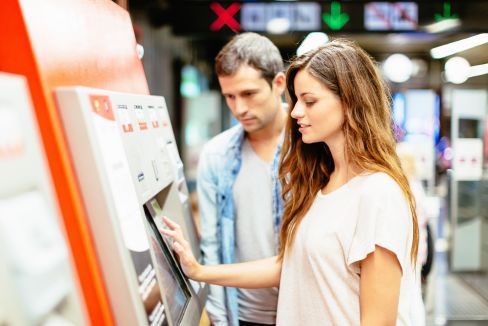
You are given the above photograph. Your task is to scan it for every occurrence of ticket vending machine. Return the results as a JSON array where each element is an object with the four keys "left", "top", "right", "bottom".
[
  {"left": 55, "top": 87, "right": 206, "bottom": 326},
  {"left": 0, "top": 73, "right": 86, "bottom": 325}
]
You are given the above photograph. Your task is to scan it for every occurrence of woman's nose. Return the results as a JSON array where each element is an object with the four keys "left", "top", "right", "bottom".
[{"left": 291, "top": 102, "right": 304, "bottom": 119}]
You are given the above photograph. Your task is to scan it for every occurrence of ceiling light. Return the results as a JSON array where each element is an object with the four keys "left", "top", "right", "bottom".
[
  {"left": 296, "top": 32, "right": 329, "bottom": 56},
  {"left": 424, "top": 18, "right": 460, "bottom": 33},
  {"left": 266, "top": 18, "right": 290, "bottom": 34},
  {"left": 444, "top": 56, "right": 470, "bottom": 84},
  {"left": 430, "top": 33, "right": 488, "bottom": 59},
  {"left": 383, "top": 54, "right": 413, "bottom": 83},
  {"left": 468, "top": 63, "right": 488, "bottom": 78}
]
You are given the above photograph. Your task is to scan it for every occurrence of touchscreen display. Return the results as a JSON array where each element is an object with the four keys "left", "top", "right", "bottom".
[{"left": 144, "top": 202, "right": 191, "bottom": 325}]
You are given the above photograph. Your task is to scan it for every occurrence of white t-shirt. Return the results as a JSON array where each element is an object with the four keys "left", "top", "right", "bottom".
[{"left": 276, "top": 172, "right": 416, "bottom": 326}]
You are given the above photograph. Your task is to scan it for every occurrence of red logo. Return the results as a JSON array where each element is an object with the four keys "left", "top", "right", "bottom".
[
  {"left": 210, "top": 2, "right": 241, "bottom": 32},
  {"left": 122, "top": 123, "right": 133, "bottom": 133},
  {"left": 139, "top": 121, "right": 148, "bottom": 130}
]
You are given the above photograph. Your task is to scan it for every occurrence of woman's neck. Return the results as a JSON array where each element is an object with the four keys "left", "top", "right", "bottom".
[{"left": 323, "top": 141, "right": 360, "bottom": 194}]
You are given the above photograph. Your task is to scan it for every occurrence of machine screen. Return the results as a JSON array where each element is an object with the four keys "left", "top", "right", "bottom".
[{"left": 144, "top": 200, "right": 191, "bottom": 325}]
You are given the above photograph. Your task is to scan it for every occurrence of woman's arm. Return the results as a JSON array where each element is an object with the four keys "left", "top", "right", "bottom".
[
  {"left": 359, "top": 245, "right": 402, "bottom": 326},
  {"left": 196, "top": 256, "right": 281, "bottom": 288},
  {"left": 161, "top": 217, "right": 282, "bottom": 289}
]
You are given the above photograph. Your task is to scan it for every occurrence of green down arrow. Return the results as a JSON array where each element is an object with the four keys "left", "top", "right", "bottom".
[
  {"left": 322, "top": 2, "right": 349, "bottom": 30},
  {"left": 435, "top": 2, "right": 458, "bottom": 21}
]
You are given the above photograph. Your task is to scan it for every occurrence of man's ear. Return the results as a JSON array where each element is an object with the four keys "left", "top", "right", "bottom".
[{"left": 273, "top": 72, "right": 286, "bottom": 94}]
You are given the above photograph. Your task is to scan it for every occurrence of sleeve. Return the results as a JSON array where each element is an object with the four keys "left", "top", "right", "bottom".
[
  {"left": 196, "top": 148, "right": 229, "bottom": 325},
  {"left": 347, "top": 176, "right": 413, "bottom": 275}
]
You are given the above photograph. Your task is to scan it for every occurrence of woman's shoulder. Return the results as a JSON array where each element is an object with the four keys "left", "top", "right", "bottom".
[{"left": 356, "top": 171, "right": 404, "bottom": 200}]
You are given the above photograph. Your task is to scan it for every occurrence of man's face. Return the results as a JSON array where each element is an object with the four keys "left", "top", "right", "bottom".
[{"left": 218, "top": 64, "right": 284, "bottom": 134}]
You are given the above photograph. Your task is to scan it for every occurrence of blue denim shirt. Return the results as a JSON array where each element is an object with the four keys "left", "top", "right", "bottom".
[{"left": 197, "top": 124, "right": 284, "bottom": 326}]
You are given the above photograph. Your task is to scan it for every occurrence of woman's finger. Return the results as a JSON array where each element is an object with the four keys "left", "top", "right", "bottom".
[
  {"left": 162, "top": 216, "right": 181, "bottom": 231},
  {"left": 173, "top": 241, "right": 185, "bottom": 255},
  {"left": 160, "top": 227, "right": 183, "bottom": 244},
  {"left": 160, "top": 227, "right": 192, "bottom": 254},
  {"left": 161, "top": 217, "right": 192, "bottom": 249}
]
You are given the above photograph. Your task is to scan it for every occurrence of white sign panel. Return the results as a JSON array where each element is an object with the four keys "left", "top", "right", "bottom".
[
  {"left": 241, "top": 4, "right": 266, "bottom": 31},
  {"left": 391, "top": 2, "right": 418, "bottom": 30},
  {"left": 267, "top": 3, "right": 292, "bottom": 22},
  {"left": 294, "top": 3, "right": 321, "bottom": 31},
  {"left": 241, "top": 2, "right": 320, "bottom": 32},
  {"left": 365, "top": 2, "right": 391, "bottom": 30},
  {"left": 365, "top": 2, "right": 418, "bottom": 31},
  {"left": 453, "top": 138, "right": 483, "bottom": 181}
]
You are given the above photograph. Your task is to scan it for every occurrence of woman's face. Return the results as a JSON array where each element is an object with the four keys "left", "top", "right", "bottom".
[{"left": 290, "top": 69, "right": 345, "bottom": 145}]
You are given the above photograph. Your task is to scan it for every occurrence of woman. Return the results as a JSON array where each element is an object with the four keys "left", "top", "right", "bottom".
[{"left": 162, "top": 39, "right": 419, "bottom": 325}]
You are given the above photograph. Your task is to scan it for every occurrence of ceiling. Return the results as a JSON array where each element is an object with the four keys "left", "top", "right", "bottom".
[
  {"left": 129, "top": 0, "right": 488, "bottom": 68},
  {"left": 128, "top": 0, "right": 488, "bottom": 86},
  {"left": 269, "top": 32, "right": 488, "bottom": 65}
]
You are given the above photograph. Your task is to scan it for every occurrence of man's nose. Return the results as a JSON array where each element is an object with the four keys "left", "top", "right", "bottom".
[{"left": 234, "top": 98, "right": 248, "bottom": 116}]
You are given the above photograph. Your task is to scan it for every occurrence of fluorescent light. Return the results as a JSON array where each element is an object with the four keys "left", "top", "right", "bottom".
[
  {"left": 424, "top": 18, "right": 460, "bottom": 33},
  {"left": 430, "top": 33, "right": 488, "bottom": 59},
  {"left": 266, "top": 18, "right": 290, "bottom": 34},
  {"left": 468, "top": 63, "right": 488, "bottom": 78},
  {"left": 383, "top": 54, "right": 413, "bottom": 83},
  {"left": 297, "top": 32, "right": 329, "bottom": 56},
  {"left": 444, "top": 57, "right": 470, "bottom": 84},
  {"left": 443, "top": 59, "right": 488, "bottom": 84}
]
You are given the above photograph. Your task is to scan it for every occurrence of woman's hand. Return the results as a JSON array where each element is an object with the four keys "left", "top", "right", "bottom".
[
  {"left": 160, "top": 216, "right": 202, "bottom": 280},
  {"left": 161, "top": 217, "right": 281, "bottom": 289}
]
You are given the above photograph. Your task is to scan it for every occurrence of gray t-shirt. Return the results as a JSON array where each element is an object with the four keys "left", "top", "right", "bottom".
[{"left": 233, "top": 139, "right": 279, "bottom": 324}]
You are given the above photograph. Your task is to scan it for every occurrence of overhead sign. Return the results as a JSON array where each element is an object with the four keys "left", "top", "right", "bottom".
[
  {"left": 435, "top": 1, "right": 458, "bottom": 21},
  {"left": 322, "top": 2, "right": 350, "bottom": 30},
  {"left": 365, "top": 2, "right": 418, "bottom": 31},
  {"left": 210, "top": 2, "right": 241, "bottom": 32},
  {"left": 241, "top": 3, "right": 320, "bottom": 32},
  {"left": 170, "top": 1, "right": 487, "bottom": 35}
]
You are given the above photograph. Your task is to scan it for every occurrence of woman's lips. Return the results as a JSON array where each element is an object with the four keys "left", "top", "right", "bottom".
[{"left": 298, "top": 123, "right": 310, "bottom": 132}]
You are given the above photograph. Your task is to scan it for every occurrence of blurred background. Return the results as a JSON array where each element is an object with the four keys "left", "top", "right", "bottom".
[
  {"left": 131, "top": 1, "right": 488, "bottom": 325},
  {"left": 1, "top": 0, "right": 488, "bottom": 325}
]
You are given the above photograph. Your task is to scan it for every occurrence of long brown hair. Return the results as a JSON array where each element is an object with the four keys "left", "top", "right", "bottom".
[{"left": 278, "top": 39, "right": 419, "bottom": 265}]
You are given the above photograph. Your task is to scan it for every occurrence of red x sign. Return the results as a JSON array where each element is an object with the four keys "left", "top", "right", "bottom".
[{"left": 210, "top": 2, "right": 241, "bottom": 32}]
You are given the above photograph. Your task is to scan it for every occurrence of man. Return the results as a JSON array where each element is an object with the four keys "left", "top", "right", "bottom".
[{"left": 197, "top": 33, "right": 287, "bottom": 326}]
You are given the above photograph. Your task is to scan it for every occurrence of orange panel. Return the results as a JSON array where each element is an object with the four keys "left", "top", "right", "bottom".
[{"left": 0, "top": 0, "right": 150, "bottom": 325}]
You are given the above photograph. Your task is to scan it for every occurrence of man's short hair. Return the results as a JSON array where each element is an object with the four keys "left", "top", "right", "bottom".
[{"left": 215, "top": 32, "right": 284, "bottom": 86}]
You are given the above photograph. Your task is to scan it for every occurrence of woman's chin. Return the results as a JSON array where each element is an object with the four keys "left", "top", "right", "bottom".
[{"left": 301, "top": 137, "right": 314, "bottom": 144}]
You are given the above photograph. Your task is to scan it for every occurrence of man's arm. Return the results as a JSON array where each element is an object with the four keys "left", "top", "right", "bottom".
[{"left": 196, "top": 150, "right": 229, "bottom": 325}]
